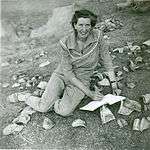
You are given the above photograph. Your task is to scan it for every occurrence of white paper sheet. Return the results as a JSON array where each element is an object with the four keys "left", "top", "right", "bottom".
[
  {"left": 80, "top": 100, "right": 107, "bottom": 111},
  {"left": 104, "top": 94, "right": 125, "bottom": 105},
  {"left": 80, "top": 94, "right": 126, "bottom": 111}
]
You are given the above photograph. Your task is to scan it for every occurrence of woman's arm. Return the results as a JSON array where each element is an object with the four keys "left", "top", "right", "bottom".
[{"left": 59, "top": 40, "right": 103, "bottom": 100}]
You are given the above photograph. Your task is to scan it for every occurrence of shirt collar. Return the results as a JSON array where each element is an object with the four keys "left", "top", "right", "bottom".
[{"left": 67, "top": 29, "right": 99, "bottom": 50}]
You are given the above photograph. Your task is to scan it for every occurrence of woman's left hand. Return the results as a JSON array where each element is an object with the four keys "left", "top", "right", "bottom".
[{"left": 111, "top": 82, "right": 119, "bottom": 95}]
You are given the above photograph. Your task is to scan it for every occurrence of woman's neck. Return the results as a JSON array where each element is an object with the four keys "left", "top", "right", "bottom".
[{"left": 77, "top": 35, "right": 87, "bottom": 42}]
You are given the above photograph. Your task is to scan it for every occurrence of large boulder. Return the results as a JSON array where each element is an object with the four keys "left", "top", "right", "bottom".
[{"left": 30, "top": 5, "right": 74, "bottom": 39}]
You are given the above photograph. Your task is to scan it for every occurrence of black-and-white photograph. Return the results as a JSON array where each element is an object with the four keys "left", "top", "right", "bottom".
[{"left": 0, "top": 0, "right": 150, "bottom": 149}]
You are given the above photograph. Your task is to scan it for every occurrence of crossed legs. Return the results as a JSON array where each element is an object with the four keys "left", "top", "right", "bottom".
[{"left": 25, "top": 73, "right": 85, "bottom": 116}]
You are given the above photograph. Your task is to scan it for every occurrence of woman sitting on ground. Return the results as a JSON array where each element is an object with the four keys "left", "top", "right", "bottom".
[{"left": 25, "top": 9, "right": 118, "bottom": 116}]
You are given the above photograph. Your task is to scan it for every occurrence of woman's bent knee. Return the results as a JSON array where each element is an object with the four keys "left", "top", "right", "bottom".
[{"left": 54, "top": 102, "right": 73, "bottom": 117}]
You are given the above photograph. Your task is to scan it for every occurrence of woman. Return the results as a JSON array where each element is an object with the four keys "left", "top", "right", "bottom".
[{"left": 25, "top": 9, "right": 118, "bottom": 116}]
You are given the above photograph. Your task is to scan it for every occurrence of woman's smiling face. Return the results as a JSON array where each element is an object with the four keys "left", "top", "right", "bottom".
[{"left": 74, "top": 17, "right": 92, "bottom": 40}]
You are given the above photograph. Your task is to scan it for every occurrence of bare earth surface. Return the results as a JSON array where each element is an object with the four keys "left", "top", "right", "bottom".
[{"left": 0, "top": 0, "right": 150, "bottom": 149}]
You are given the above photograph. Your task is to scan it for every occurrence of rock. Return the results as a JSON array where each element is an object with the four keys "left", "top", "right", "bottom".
[
  {"left": 127, "top": 82, "right": 136, "bottom": 89},
  {"left": 123, "top": 66, "right": 129, "bottom": 72},
  {"left": 116, "top": 76, "right": 124, "bottom": 82},
  {"left": 37, "top": 81, "right": 48, "bottom": 90},
  {"left": 34, "top": 74, "right": 42, "bottom": 80},
  {"left": 15, "top": 58, "right": 25, "bottom": 64},
  {"left": 124, "top": 99, "right": 141, "bottom": 112},
  {"left": 18, "top": 74, "right": 26, "bottom": 79},
  {"left": 39, "top": 51, "right": 47, "bottom": 57},
  {"left": 35, "top": 54, "right": 40, "bottom": 59},
  {"left": 38, "top": 76, "right": 43, "bottom": 80},
  {"left": 3, "top": 124, "right": 24, "bottom": 135},
  {"left": 103, "top": 35, "right": 109, "bottom": 40},
  {"left": 129, "top": 60, "right": 139, "bottom": 71},
  {"left": 43, "top": 117, "right": 55, "bottom": 130},
  {"left": 130, "top": 45, "right": 141, "bottom": 53},
  {"left": 1, "top": 62, "right": 10, "bottom": 67},
  {"left": 127, "top": 42, "right": 133, "bottom": 48},
  {"left": 17, "top": 92, "right": 32, "bottom": 102},
  {"left": 127, "top": 42, "right": 140, "bottom": 52},
  {"left": 143, "top": 39, "right": 150, "bottom": 46},
  {"left": 7, "top": 92, "right": 31, "bottom": 103},
  {"left": 116, "top": 71, "right": 123, "bottom": 77},
  {"left": 141, "top": 94, "right": 150, "bottom": 104},
  {"left": 133, "top": 118, "right": 140, "bottom": 131},
  {"left": 31, "top": 77, "right": 37, "bottom": 82},
  {"left": 29, "top": 77, "right": 38, "bottom": 86},
  {"left": 118, "top": 100, "right": 134, "bottom": 115},
  {"left": 135, "top": 56, "right": 143, "bottom": 64},
  {"left": 96, "top": 18, "right": 123, "bottom": 32},
  {"left": 72, "top": 119, "right": 86, "bottom": 127},
  {"left": 2, "top": 83, "right": 10, "bottom": 88},
  {"left": 147, "top": 117, "right": 150, "bottom": 121},
  {"left": 7, "top": 93, "right": 19, "bottom": 103},
  {"left": 20, "top": 106, "right": 36, "bottom": 116},
  {"left": 18, "top": 78, "right": 26, "bottom": 83},
  {"left": 26, "top": 81, "right": 32, "bottom": 87},
  {"left": 39, "top": 61, "right": 50, "bottom": 68},
  {"left": 12, "top": 114, "right": 30, "bottom": 125},
  {"left": 113, "top": 65, "right": 119, "bottom": 69},
  {"left": 140, "top": 117, "right": 150, "bottom": 132},
  {"left": 117, "top": 118, "right": 128, "bottom": 128},
  {"left": 100, "top": 105, "right": 115, "bottom": 124},
  {"left": 133, "top": 117, "right": 150, "bottom": 132},
  {"left": 12, "top": 75, "right": 18, "bottom": 81},
  {"left": 19, "top": 86, "right": 25, "bottom": 90},
  {"left": 12, "top": 83, "right": 20, "bottom": 88},
  {"left": 114, "top": 66, "right": 120, "bottom": 70}
]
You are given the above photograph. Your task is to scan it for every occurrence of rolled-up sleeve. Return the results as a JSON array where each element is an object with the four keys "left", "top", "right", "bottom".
[{"left": 59, "top": 40, "right": 75, "bottom": 80}]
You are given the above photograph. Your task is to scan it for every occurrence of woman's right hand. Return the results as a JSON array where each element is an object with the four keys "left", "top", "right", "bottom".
[{"left": 90, "top": 89, "right": 104, "bottom": 101}]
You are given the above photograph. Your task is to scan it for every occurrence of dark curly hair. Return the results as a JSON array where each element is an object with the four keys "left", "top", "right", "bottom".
[{"left": 71, "top": 9, "right": 97, "bottom": 29}]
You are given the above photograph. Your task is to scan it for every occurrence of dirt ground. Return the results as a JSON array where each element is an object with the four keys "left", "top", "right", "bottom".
[{"left": 0, "top": 0, "right": 150, "bottom": 149}]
